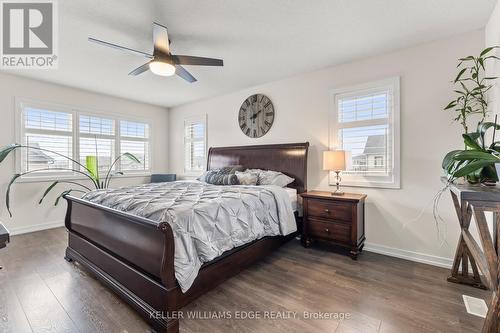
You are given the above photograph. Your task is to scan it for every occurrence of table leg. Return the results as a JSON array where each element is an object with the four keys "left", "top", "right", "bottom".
[{"left": 447, "top": 191, "right": 486, "bottom": 289}]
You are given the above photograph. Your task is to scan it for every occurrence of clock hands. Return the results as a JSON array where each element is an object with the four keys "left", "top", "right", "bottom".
[{"left": 250, "top": 110, "right": 262, "bottom": 123}]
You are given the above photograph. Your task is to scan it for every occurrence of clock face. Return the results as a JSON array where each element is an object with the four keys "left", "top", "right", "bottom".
[{"left": 238, "top": 94, "right": 275, "bottom": 138}]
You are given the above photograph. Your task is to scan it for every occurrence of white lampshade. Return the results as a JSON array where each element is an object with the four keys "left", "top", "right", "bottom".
[{"left": 323, "top": 150, "right": 346, "bottom": 171}]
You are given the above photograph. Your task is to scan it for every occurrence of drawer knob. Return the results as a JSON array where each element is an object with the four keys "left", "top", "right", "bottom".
[
  {"left": 324, "top": 209, "right": 330, "bottom": 213},
  {"left": 325, "top": 228, "right": 329, "bottom": 233}
]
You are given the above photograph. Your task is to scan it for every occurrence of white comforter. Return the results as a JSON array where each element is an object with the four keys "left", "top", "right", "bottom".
[{"left": 82, "top": 181, "right": 296, "bottom": 292}]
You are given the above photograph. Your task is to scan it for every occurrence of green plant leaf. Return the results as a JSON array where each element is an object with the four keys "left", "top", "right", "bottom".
[
  {"left": 454, "top": 68, "right": 467, "bottom": 82},
  {"left": 459, "top": 81, "right": 470, "bottom": 93},
  {"left": 459, "top": 56, "right": 474, "bottom": 61},
  {"left": 54, "top": 190, "right": 72, "bottom": 206},
  {"left": 86, "top": 156, "right": 99, "bottom": 183},
  {"left": 54, "top": 189, "right": 84, "bottom": 206},
  {"left": 0, "top": 144, "right": 20, "bottom": 163},
  {"left": 442, "top": 150, "right": 462, "bottom": 170},
  {"left": 478, "top": 58, "right": 485, "bottom": 70},
  {"left": 452, "top": 150, "right": 500, "bottom": 162},
  {"left": 122, "top": 152, "right": 141, "bottom": 164},
  {"left": 486, "top": 55, "right": 500, "bottom": 61},
  {"left": 480, "top": 46, "right": 498, "bottom": 57},
  {"left": 39, "top": 181, "right": 59, "bottom": 204},
  {"left": 478, "top": 122, "right": 500, "bottom": 148},
  {"left": 453, "top": 160, "right": 495, "bottom": 178},
  {"left": 444, "top": 101, "right": 457, "bottom": 110},
  {"left": 462, "top": 133, "right": 482, "bottom": 150},
  {"left": 5, "top": 173, "right": 21, "bottom": 217}
]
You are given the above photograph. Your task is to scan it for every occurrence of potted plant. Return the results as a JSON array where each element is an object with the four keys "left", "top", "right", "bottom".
[
  {"left": 442, "top": 120, "right": 500, "bottom": 184},
  {"left": 0, "top": 141, "right": 140, "bottom": 216},
  {"left": 442, "top": 46, "right": 500, "bottom": 184}
]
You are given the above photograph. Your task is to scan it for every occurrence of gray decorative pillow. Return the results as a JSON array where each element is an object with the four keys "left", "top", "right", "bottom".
[
  {"left": 198, "top": 165, "right": 243, "bottom": 185},
  {"left": 205, "top": 170, "right": 239, "bottom": 185},
  {"left": 235, "top": 171, "right": 258, "bottom": 185},
  {"left": 198, "top": 165, "right": 243, "bottom": 183}
]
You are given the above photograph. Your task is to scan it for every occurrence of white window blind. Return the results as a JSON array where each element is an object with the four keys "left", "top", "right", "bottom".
[
  {"left": 21, "top": 106, "right": 73, "bottom": 173},
  {"left": 331, "top": 77, "right": 400, "bottom": 188},
  {"left": 120, "top": 120, "right": 149, "bottom": 171},
  {"left": 17, "top": 99, "right": 152, "bottom": 178},
  {"left": 184, "top": 117, "right": 206, "bottom": 173},
  {"left": 79, "top": 115, "right": 115, "bottom": 173}
]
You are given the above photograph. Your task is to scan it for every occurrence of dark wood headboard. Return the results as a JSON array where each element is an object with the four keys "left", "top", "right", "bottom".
[{"left": 207, "top": 142, "right": 309, "bottom": 193}]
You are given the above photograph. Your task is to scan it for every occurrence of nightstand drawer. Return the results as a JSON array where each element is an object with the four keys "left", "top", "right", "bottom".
[
  {"left": 307, "top": 218, "right": 351, "bottom": 243},
  {"left": 307, "top": 199, "right": 352, "bottom": 221}
]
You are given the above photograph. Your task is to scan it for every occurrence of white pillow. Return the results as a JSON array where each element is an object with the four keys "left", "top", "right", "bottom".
[
  {"left": 235, "top": 171, "right": 258, "bottom": 185},
  {"left": 245, "top": 169, "right": 294, "bottom": 187}
]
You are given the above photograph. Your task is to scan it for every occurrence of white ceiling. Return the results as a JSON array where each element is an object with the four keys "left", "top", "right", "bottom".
[{"left": 2, "top": 0, "right": 496, "bottom": 108}]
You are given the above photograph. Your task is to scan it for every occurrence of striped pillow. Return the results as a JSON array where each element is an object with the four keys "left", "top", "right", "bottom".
[
  {"left": 205, "top": 171, "right": 239, "bottom": 185},
  {"left": 199, "top": 165, "right": 243, "bottom": 185}
]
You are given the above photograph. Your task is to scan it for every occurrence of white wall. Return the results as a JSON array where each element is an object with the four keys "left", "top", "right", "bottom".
[
  {"left": 486, "top": 0, "right": 500, "bottom": 116},
  {"left": 0, "top": 73, "right": 169, "bottom": 234},
  {"left": 169, "top": 30, "right": 485, "bottom": 267}
]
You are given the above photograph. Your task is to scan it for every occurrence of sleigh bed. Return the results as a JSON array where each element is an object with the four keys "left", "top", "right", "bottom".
[{"left": 63, "top": 142, "right": 309, "bottom": 333}]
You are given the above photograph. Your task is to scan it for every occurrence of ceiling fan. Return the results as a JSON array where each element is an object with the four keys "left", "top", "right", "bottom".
[{"left": 88, "top": 22, "right": 223, "bottom": 83}]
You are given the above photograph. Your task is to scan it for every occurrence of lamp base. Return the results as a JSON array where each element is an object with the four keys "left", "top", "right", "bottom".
[{"left": 331, "top": 170, "right": 344, "bottom": 195}]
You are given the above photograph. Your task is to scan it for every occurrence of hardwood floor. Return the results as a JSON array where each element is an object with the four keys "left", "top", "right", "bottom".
[{"left": 0, "top": 227, "right": 489, "bottom": 333}]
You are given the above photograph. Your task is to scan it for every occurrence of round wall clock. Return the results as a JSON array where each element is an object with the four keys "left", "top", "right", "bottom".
[{"left": 238, "top": 94, "right": 275, "bottom": 138}]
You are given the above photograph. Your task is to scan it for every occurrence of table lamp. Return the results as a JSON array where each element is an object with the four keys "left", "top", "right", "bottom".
[{"left": 323, "top": 150, "right": 346, "bottom": 195}]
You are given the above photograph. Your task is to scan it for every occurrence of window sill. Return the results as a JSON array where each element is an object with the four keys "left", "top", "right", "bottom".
[{"left": 15, "top": 172, "right": 152, "bottom": 184}]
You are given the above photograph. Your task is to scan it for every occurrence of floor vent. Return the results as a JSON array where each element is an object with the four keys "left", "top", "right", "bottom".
[{"left": 462, "top": 295, "right": 488, "bottom": 318}]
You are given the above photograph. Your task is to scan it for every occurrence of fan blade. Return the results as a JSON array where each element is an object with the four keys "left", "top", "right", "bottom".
[
  {"left": 175, "top": 65, "right": 197, "bottom": 83},
  {"left": 129, "top": 62, "right": 151, "bottom": 76},
  {"left": 153, "top": 22, "right": 170, "bottom": 54},
  {"left": 88, "top": 37, "right": 152, "bottom": 58},
  {"left": 172, "top": 55, "right": 223, "bottom": 66}
]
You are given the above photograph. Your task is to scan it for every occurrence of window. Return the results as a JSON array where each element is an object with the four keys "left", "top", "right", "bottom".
[
  {"left": 330, "top": 77, "right": 400, "bottom": 188},
  {"left": 120, "top": 120, "right": 149, "bottom": 171},
  {"left": 17, "top": 99, "right": 151, "bottom": 178},
  {"left": 184, "top": 116, "right": 206, "bottom": 174},
  {"left": 20, "top": 105, "right": 73, "bottom": 174}
]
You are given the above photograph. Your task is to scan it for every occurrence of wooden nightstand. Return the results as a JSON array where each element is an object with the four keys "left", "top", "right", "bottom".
[{"left": 300, "top": 191, "right": 366, "bottom": 259}]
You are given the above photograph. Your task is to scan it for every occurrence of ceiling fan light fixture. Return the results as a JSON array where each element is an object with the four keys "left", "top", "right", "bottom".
[{"left": 149, "top": 60, "right": 176, "bottom": 76}]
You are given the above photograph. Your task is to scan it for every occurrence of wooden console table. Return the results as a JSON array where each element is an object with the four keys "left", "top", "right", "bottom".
[{"left": 445, "top": 180, "right": 499, "bottom": 332}]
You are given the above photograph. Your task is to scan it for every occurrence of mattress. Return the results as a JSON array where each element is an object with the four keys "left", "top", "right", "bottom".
[{"left": 284, "top": 187, "right": 298, "bottom": 211}]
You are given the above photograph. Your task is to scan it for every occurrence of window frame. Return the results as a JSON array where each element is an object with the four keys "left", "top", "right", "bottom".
[
  {"left": 329, "top": 77, "right": 401, "bottom": 189},
  {"left": 15, "top": 98, "right": 153, "bottom": 182},
  {"left": 183, "top": 114, "right": 207, "bottom": 176}
]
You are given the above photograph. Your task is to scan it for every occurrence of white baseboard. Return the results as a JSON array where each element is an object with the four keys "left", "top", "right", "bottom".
[
  {"left": 6, "top": 221, "right": 455, "bottom": 270},
  {"left": 8, "top": 220, "right": 64, "bottom": 236},
  {"left": 364, "top": 242, "right": 453, "bottom": 269}
]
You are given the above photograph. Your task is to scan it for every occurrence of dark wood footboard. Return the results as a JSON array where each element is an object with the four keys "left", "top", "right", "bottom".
[
  {"left": 64, "top": 195, "right": 296, "bottom": 333},
  {"left": 65, "top": 195, "right": 179, "bottom": 331}
]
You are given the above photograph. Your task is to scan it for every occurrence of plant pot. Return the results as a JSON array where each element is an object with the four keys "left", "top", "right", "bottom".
[{"left": 496, "top": 163, "right": 500, "bottom": 183}]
